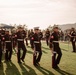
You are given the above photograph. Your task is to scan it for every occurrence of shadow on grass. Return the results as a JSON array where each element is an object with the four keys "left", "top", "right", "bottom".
[
  {"left": 5, "top": 61, "right": 21, "bottom": 75},
  {"left": 27, "top": 50, "right": 33, "bottom": 54},
  {"left": 24, "top": 63, "right": 37, "bottom": 75},
  {"left": 27, "top": 49, "right": 47, "bottom": 54},
  {"left": 42, "top": 46, "right": 50, "bottom": 50},
  {"left": 61, "top": 49, "right": 69, "bottom": 52},
  {"left": 19, "top": 63, "right": 37, "bottom": 75},
  {"left": 35, "top": 66, "right": 54, "bottom": 75},
  {"left": 0, "top": 63, "right": 5, "bottom": 75},
  {"left": 54, "top": 67, "right": 73, "bottom": 75},
  {"left": 26, "top": 45, "right": 31, "bottom": 48},
  {"left": 18, "top": 63, "right": 29, "bottom": 75},
  {"left": 42, "top": 50, "right": 47, "bottom": 54}
]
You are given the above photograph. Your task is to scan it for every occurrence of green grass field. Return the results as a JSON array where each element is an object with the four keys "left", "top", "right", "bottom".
[{"left": 0, "top": 41, "right": 76, "bottom": 75}]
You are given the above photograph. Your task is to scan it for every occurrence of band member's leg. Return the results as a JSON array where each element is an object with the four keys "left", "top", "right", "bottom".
[
  {"left": 36, "top": 50, "right": 42, "bottom": 63},
  {"left": 72, "top": 42, "right": 75, "bottom": 52},
  {"left": 46, "top": 38, "right": 48, "bottom": 46},
  {"left": 52, "top": 52, "right": 56, "bottom": 68},
  {"left": 8, "top": 46, "right": 12, "bottom": 61},
  {"left": 56, "top": 47, "right": 62, "bottom": 65},
  {"left": 33, "top": 52, "right": 37, "bottom": 65},
  {"left": 13, "top": 41, "right": 17, "bottom": 53},
  {"left": 52, "top": 43, "right": 62, "bottom": 68},
  {"left": 21, "top": 44, "right": 27, "bottom": 61},
  {"left": 5, "top": 50, "right": 8, "bottom": 61},
  {"left": 17, "top": 49, "right": 21, "bottom": 63}
]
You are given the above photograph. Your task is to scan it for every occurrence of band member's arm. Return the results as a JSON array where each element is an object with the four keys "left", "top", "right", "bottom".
[{"left": 68, "top": 34, "right": 74, "bottom": 38}]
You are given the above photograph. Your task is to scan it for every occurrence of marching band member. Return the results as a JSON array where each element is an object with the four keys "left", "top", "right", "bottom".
[
  {"left": 69, "top": 28, "right": 76, "bottom": 52},
  {"left": 4, "top": 31, "right": 12, "bottom": 61},
  {"left": 15, "top": 27, "right": 27, "bottom": 64},
  {"left": 49, "top": 27, "right": 62, "bottom": 68},
  {"left": 32, "top": 27, "right": 42, "bottom": 66}
]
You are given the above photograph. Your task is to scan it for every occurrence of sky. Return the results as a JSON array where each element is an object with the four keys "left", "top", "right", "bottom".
[{"left": 0, "top": 0, "right": 76, "bottom": 29}]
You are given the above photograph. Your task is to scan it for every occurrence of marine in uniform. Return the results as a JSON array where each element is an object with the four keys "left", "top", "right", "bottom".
[
  {"left": 28, "top": 29, "right": 34, "bottom": 49},
  {"left": 38, "top": 29, "right": 43, "bottom": 41},
  {"left": 49, "top": 27, "right": 62, "bottom": 68},
  {"left": 12, "top": 31, "right": 17, "bottom": 53},
  {"left": 15, "top": 27, "right": 27, "bottom": 63},
  {"left": 45, "top": 29, "right": 50, "bottom": 46},
  {"left": 32, "top": 27, "right": 42, "bottom": 66},
  {"left": 4, "top": 31, "right": 12, "bottom": 61},
  {"left": 22, "top": 29, "right": 28, "bottom": 46},
  {"left": 69, "top": 28, "right": 76, "bottom": 52}
]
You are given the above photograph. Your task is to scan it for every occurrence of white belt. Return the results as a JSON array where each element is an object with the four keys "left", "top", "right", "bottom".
[
  {"left": 17, "top": 39, "right": 24, "bottom": 41},
  {"left": 53, "top": 51, "right": 57, "bottom": 54},
  {"left": 34, "top": 41, "right": 40, "bottom": 43},
  {"left": 5, "top": 41, "right": 11, "bottom": 42},
  {"left": 1, "top": 35, "right": 4, "bottom": 36}
]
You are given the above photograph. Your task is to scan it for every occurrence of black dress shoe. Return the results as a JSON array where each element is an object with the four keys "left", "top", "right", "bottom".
[
  {"left": 33, "top": 64, "right": 38, "bottom": 66},
  {"left": 72, "top": 51, "right": 75, "bottom": 52},
  {"left": 53, "top": 65, "right": 59, "bottom": 69},
  {"left": 21, "top": 58, "right": 24, "bottom": 62},
  {"left": 8, "top": 59, "right": 12, "bottom": 62},
  {"left": 18, "top": 61, "right": 22, "bottom": 64},
  {"left": 37, "top": 62, "right": 40, "bottom": 66}
]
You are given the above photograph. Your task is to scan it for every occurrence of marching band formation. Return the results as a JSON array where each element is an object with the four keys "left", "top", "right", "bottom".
[
  {"left": 0, "top": 27, "right": 27, "bottom": 64},
  {"left": 0, "top": 26, "right": 76, "bottom": 69}
]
